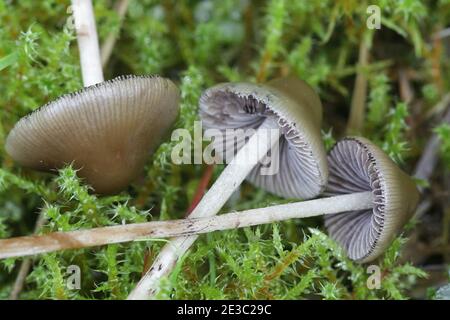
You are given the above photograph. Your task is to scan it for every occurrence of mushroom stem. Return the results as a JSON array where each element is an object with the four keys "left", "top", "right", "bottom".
[
  {"left": 72, "top": 0, "right": 104, "bottom": 86},
  {"left": 0, "top": 192, "right": 372, "bottom": 260},
  {"left": 129, "top": 117, "right": 281, "bottom": 299}
]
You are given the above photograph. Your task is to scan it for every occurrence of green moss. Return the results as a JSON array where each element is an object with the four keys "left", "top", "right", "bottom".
[{"left": 1, "top": 0, "right": 448, "bottom": 300}]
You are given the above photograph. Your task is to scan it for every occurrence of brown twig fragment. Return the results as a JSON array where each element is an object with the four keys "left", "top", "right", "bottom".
[
  {"left": 256, "top": 51, "right": 272, "bottom": 83},
  {"left": 346, "top": 33, "right": 371, "bottom": 134},
  {"left": 185, "top": 165, "right": 215, "bottom": 217},
  {"left": 414, "top": 97, "right": 450, "bottom": 183},
  {"left": 413, "top": 95, "right": 450, "bottom": 219},
  {"left": 9, "top": 210, "right": 47, "bottom": 300},
  {"left": 100, "top": 0, "right": 130, "bottom": 67}
]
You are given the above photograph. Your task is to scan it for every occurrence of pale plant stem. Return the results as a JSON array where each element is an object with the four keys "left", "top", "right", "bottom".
[
  {"left": 72, "top": 0, "right": 104, "bottom": 86},
  {"left": 128, "top": 117, "right": 281, "bottom": 299},
  {"left": 8, "top": 210, "right": 47, "bottom": 300},
  {"left": 346, "top": 33, "right": 370, "bottom": 134},
  {"left": 413, "top": 97, "right": 450, "bottom": 219},
  {"left": 0, "top": 191, "right": 373, "bottom": 260},
  {"left": 414, "top": 100, "right": 450, "bottom": 184},
  {"left": 8, "top": 259, "right": 32, "bottom": 300},
  {"left": 100, "top": 0, "right": 130, "bottom": 67},
  {"left": 434, "top": 27, "right": 450, "bottom": 39}
]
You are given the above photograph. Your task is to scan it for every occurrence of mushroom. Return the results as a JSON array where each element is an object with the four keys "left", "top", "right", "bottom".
[
  {"left": 201, "top": 76, "right": 328, "bottom": 199},
  {"left": 129, "top": 76, "right": 329, "bottom": 299},
  {"left": 5, "top": 75, "right": 180, "bottom": 195},
  {"left": 0, "top": 137, "right": 418, "bottom": 263},
  {"left": 6, "top": 1, "right": 180, "bottom": 195},
  {"left": 324, "top": 136, "right": 420, "bottom": 262}
]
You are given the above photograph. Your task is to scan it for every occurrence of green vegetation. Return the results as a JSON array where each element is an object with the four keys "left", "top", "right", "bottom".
[{"left": 1, "top": 0, "right": 449, "bottom": 299}]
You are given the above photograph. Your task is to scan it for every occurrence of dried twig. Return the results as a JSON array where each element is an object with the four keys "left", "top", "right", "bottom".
[
  {"left": 434, "top": 27, "right": 450, "bottom": 39},
  {"left": 398, "top": 68, "right": 415, "bottom": 104},
  {"left": 185, "top": 165, "right": 215, "bottom": 217},
  {"left": 414, "top": 96, "right": 450, "bottom": 183},
  {"left": 413, "top": 94, "right": 450, "bottom": 219},
  {"left": 8, "top": 210, "right": 47, "bottom": 300},
  {"left": 346, "top": 33, "right": 371, "bottom": 134},
  {"left": 100, "top": 0, "right": 130, "bottom": 67},
  {"left": 0, "top": 192, "right": 372, "bottom": 260}
]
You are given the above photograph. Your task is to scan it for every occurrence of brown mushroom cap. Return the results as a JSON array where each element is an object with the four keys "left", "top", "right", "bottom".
[
  {"left": 324, "top": 137, "right": 419, "bottom": 263},
  {"left": 199, "top": 76, "right": 328, "bottom": 199},
  {"left": 5, "top": 75, "right": 180, "bottom": 195}
]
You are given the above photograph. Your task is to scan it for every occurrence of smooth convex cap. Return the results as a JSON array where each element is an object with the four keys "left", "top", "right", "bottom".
[
  {"left": 324, "top": 137, "right": 419, "bottom": 263},
  {"left": 199, "top": 76, "right": 328, "bottom": 199},
  {"left": 5, "top": 75, "right": 180, "bottom": 195}
]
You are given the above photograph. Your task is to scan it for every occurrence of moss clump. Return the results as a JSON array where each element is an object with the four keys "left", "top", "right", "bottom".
[{"left": 1, "top": 0, "right": 449, "bottom": 299}]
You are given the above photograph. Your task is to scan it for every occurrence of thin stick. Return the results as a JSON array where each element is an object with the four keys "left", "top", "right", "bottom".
[
  {"left": 413, "top": 99, "right": 450, "bottom": 219},
  {"left": 72, "top": 0, "right": 104, "bottom": 86},
  {"left": 8, "top": 210, "right": 47, "bottom": 300},
  {"left": 0, "top": 192, "right": 373, "bottom": 260},
  {"left": 414, "top": 102, "right": 450, "bottom": 184},
  {"left": 100, "top": 0, "right": 130, "bottom": 67},
  {"left": 398, "top": 68, "right": 414, "bottom": 104},
  {"left": 434, "top": 27, "right": 450, "bottom": 39},
  {"left": 8, "top": 259, "right": 32, "bottom": 299},
  {"left": 346, "top": 33, "right": 370, "bottom": 134}
]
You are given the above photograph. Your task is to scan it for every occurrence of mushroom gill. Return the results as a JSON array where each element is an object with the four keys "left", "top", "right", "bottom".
[
  {"left": 324, "top": 137, "right": 419, "bottom": 262},
  {"left": 199, "top": 76, "right": 328, "bottom": 199}
]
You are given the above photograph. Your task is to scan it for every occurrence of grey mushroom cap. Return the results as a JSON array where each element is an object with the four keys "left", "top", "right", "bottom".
[
  {"left": 199, "top": 76, "right": 328, "bottom": 200},
  {"left": 324, "top": 137, "right": 420, "bottom": 263},
  {"left": 5, "top": 75, "right": 180, "bottom": 195}
]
